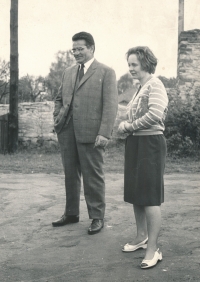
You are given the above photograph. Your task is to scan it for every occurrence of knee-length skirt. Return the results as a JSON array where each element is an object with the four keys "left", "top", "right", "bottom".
[{"left": 124, "top": 134, "right": 167, "bottom": 206}]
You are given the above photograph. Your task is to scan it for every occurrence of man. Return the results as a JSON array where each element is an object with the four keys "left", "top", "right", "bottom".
[{"left": 52, "top": 32, "right": 118, "bottom": 235}]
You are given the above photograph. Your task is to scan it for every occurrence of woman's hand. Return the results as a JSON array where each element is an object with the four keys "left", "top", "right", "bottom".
[
  {"left": 124, "top": 121, "right": 134, "bottom": 133},
  {"left": 118, "top": 121, "right": 134, "bottom": 134}
]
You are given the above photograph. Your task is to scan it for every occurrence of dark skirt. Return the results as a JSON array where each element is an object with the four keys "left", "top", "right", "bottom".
[{"left": 124, "top": 134, "right": 167, "bottom": 206}]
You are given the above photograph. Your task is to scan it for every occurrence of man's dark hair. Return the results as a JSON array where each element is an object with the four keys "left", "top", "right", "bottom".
[{"left": 72, "top": 32, "right": 95, "bottom": 51}]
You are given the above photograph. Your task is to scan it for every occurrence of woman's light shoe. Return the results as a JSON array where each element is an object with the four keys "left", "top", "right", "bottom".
[
  {"left": 122, "top": 238, "right": 148, "bottom": 252},
  {"left": 140, "top": 248, "right": 162, "bottom": 269}
]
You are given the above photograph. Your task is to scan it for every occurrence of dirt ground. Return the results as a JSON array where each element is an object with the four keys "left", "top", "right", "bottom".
[{"left": 0, "top": 173, "right": 199, "bottom": 282}]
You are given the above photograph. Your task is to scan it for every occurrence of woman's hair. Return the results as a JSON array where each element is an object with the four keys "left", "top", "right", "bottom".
[{"left": 126, "top": 46, "right": 157, "bottom": 74}]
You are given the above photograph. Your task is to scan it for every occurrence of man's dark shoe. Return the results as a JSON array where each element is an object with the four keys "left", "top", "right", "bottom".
[
  {"left": 88, "top": 219, "right": 104, "bottom": 235},
  {"left": 52, "top": 215, "right": 79, "bottom": 227}
]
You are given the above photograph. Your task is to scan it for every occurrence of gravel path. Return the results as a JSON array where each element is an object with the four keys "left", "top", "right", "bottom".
[{"left": 0, "top": 173, "right": 199, "bottom": 282}]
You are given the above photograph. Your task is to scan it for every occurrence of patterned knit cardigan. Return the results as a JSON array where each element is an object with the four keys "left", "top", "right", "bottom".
[{"left": 126, "top": 77, "right": 168, "bottom": 134}]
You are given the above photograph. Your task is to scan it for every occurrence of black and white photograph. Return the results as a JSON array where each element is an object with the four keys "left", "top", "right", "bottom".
[{"left": 0, "top": 0, "right": 200, "bottom": 281}]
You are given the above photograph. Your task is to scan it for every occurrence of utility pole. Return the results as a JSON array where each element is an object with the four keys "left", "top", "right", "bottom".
[
  {"left": 178, "top": 0, "right": 184, "bottom": 37},
  {"left": 9, "top": 0, "right": 18, "bottom": 153}
]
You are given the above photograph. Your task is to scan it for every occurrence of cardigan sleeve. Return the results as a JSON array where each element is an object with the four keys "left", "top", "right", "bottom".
[{"left": 131, "top": 81, "right": 168, "bottom": 131}]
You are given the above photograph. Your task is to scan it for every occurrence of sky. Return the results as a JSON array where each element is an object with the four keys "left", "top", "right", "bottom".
[{"left": 1, "top": 0, "right": 200, "bottom": 80}]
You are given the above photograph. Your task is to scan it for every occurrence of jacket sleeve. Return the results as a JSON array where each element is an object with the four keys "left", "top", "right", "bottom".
[
  {"left": 98, "top": 68, "right": 118, "bottom": 138},
  {"left": 53, "top": 72, "right": 65, "bottom": 121}
]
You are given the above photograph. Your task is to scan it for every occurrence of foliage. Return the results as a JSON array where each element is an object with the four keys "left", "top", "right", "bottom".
[
  {"left": 18, "top": 50, "right": 75, "bottom": 102},
  {"left": 158, "top": 76, "right": 177, "bottom": 88},
  {"left": 45, "top": 50, "right": 75, "bottom": 100},
  {"left": 117, "top": 72, "right": 135, "bottom": 95},
  {"left": 18, "top": 75, "right": 48, "bottom": 102},
  {"left": 1, "top": 141, "right": 200, "bottom": 174},
  {"left": 117, "top": 74, "right": 177, "bottom": 96},
  {"left": 165, "top": 87, "right": 200, "bottom": 156},
  {"left": 0, "top": 59, "right": 10, "bottom": 103}
]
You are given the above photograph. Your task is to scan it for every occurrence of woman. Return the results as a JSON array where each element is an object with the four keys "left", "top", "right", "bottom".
[{"left": 118, "top": 46, "right": 168, "bottom": 269}]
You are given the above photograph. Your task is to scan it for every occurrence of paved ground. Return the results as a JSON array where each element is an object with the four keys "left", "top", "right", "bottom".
[{"left": 0, "top": 173, "right": 200, "bottom": 282}]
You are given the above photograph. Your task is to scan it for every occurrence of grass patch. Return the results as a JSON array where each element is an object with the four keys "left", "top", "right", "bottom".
[{"left": 1, "top": 140, "right": 200, "bottom": 174}]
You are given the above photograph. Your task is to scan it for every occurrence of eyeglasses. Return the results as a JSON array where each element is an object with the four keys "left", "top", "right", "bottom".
[{"left": 71, "top": 47, "right": 86, "bottom": 54}]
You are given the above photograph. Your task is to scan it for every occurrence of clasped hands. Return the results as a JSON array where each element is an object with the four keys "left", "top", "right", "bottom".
[{"left": 118, "top": 121, "right": 134, "bottom": 134}]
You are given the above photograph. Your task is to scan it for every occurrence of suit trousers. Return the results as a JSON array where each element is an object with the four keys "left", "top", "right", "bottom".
[{"left": 57, "top": 118, "right": 106, "bottom": 219}]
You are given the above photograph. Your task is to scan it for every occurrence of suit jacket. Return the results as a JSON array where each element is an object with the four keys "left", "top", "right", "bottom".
[{"left": 53, "top": 59, "right": 118, "bottom": 143}]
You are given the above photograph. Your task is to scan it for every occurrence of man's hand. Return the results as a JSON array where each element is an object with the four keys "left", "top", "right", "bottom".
[
  {"left": 54, "top": 116, "right": 59, "bottom": 124},
  {"left": 94, "top": 135, "right": 109, "bottom": 148},
  {"left": 118, "top": 121, "right": 134, "bottom": 134}
]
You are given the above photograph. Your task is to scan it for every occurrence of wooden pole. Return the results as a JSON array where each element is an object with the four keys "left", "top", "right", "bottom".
[
  {"left": 178, "top": 0, "right": 184, "bottom": 37},
  {"left": 9, "top": 0, "right": 18, "bottom": 153}
]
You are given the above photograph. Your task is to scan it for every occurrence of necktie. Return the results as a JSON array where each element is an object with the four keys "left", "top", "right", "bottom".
[{"left": 79, "top": 64, "right": 84, "bottom": 81}]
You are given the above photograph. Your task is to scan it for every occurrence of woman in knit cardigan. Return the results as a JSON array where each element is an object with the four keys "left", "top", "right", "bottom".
[{"left": 118, "top": 46, "right": 168, "bottom": 269}]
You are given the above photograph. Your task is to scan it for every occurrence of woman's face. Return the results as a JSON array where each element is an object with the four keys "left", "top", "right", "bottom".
[{"left": 128, "top": 54, "right": 147, "bottom": 82}]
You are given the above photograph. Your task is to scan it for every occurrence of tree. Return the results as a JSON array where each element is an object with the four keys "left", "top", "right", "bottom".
[
  {"left": 0, "top": 59, "right": 10, "bottom": 103},
  {"left": 158, "top": 76, "right": 177, "bottom": 88},
  {"left": 18, "top": 75, "right": 47, "bottom": 102},
  {"left": 117, "top": 72, "right": 135, "bottom": 95},
  {"left": 46, "top": 50, "right": 75, "bottom": 100}
]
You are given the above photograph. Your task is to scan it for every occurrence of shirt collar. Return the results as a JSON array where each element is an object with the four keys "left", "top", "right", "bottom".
[{"left": 80, "top": 58, "right": 94, "bottom": 73}]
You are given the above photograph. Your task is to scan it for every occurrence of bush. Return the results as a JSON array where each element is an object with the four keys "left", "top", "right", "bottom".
[
  {"left": 165, "top": 87, "right": 200, "bottom": 156},
  {"left": 167, "top": 133, "right": 194, "bottom": 156}
]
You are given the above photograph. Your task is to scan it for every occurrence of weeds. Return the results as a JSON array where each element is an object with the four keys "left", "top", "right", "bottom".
[{"left": 0, "top": 140, "right": 200, "bottom": 174}]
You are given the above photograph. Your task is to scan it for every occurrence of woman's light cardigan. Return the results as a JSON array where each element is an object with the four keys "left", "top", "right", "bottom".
[{"left": 126, "top": 77, "right": 168, "bottom": 135}]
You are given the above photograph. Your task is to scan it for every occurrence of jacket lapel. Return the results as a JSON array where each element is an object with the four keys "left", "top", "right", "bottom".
[
  {"left": 76, "top": 59, "right": 98, "bottom": 90},
  {"left": 71, "top": 64, "right": 79, "bottom": 88}
]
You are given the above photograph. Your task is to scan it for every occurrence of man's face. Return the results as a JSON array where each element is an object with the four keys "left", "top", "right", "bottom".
[{"left": 72, "top": 39, "right": 94, "bottom": 64}]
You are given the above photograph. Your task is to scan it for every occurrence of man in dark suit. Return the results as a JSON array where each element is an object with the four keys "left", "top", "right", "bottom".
[{"left": 52, "top": 32, "right": 118, "bottom": 234}]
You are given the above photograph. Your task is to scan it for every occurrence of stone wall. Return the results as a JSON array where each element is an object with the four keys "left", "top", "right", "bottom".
[
  {"left": 178, "top": 29, "right": 200, "bottom": 98},
  {"left": 0, "top": 102, "right": 126, "bottom": 148},
  {"left": 0, "top": 102, "right": 57, "bottom": 148}
]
